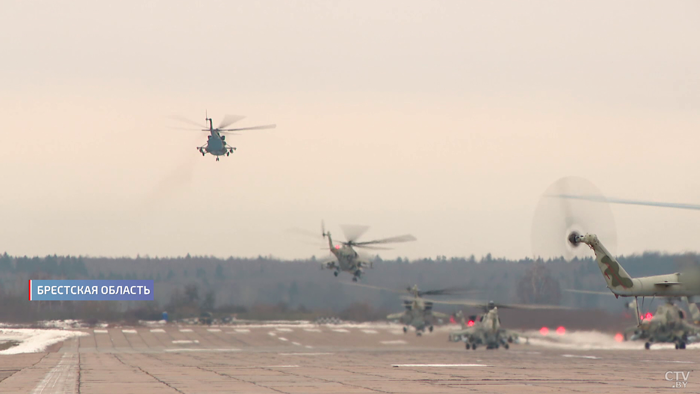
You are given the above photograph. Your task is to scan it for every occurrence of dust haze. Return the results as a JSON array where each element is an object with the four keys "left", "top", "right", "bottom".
[{"left": 1, "top": 1, "right": 699, "bottom": 259}]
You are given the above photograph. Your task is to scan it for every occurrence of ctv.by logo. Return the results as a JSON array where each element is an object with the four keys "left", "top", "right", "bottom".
[{"left": 666, "top": 371, "right": 690, "bottom": 389}]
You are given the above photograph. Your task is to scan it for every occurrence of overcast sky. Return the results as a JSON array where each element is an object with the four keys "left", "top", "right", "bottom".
[{"left": 1, "top": 1, "right": 699, "bottom": 260}]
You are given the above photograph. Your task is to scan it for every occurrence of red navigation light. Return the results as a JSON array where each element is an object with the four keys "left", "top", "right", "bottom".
[
  {"left": 539, "top": 327, "right": 549, "bottom": 336},
  {"left": 450, "top": 316, "right": 456, "bottom": 324},
  {"left": 556, "top": 326, "right": 566, "bottom": 335},
  {"left": 614, "top": 333, "right": 624, "bottom": 342},
  {"left": 467, "top": 320, "right": 475, "bottom": 327},
  {"left": 645, "top": 312, "right": 653, "bottom": 320},
  {"left": 335, "top": 245, "right": 341, "bottom": 249}
]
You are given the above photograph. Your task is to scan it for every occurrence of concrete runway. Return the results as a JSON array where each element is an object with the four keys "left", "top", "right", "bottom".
[{"left": 0, "top": 324, "right": 698, "bottom": 393}]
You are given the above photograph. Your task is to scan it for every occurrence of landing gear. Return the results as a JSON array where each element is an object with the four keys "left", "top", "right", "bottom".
[
  {"left": 645, "top": 342, "right": 651, "bottom": 350},
  {"left": 226, "top": 152, "right": 230, "bottom": 156},
  {"left": 466, "top": 343, "right": 469, "bottom": 350},
  {"left": 352, "top": 276, "right": 358, "bottom": 282},
  {"left": 676, "top": 341, "right": 686, "bottom": 350},
  {"left": 416, "top": 331, "right": 422, "bottom": 337},
  {"left": 216, "top": 157, "right": 220, "bottom": 161},
  {"left": 471, "top": 344, "right": 477, "bottom": 350},
  {"left": 333, "top": 271, "right": 338, "bottom": 277},
  {"left": 403, "top": 327, "right": 407, "bottom": 333},
  {"left": 429, "top": 326, "right": 433, "bottom": 333},
  {"left": 504, "top": 343, "right": 509, "bottom": 350}
]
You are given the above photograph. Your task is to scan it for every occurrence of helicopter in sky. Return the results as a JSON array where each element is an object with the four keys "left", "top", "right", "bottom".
[
  {"left": 320, "top": 222, "right": 416, "bottom": 282},
  {"left": 174, "top": 113, "right": 276, "bottom": 161}
]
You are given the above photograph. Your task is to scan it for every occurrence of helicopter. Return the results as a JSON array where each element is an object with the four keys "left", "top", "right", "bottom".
[
  {"left": 174, "top": 113, "right": 276, "bottom": 161},
  {"left": 446, "top": 300, "right": 566, "bottom": 350},
  {"left": 625, "top": 299, "right": 700, "bottom": 350},
  {"left": 346, "top": 283, "right": 468, "bottom": 335},
  {"left": 319, "top": 222, "right": 416, "bottom": 282},
  {"left": 533, "top": 177, "right": 700, "bottom": 324},
  {"left": 386, "top": 285, "right": 458, "bottom": 336},
  {"left": 566, "top": 289, "right": 700, "bottom": 350}
]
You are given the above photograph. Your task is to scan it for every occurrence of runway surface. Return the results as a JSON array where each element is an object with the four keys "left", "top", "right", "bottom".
[{"left": 0, "top": 323, "right": 698, "bottom": 393}]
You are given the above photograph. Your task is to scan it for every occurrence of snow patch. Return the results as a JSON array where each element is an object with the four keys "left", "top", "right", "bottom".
[
  {"left": 381, "top": 340, "right": 407, "bottom": 345},
  {"left": 0, "top": 329, "right": 87, "bottom": 355}
]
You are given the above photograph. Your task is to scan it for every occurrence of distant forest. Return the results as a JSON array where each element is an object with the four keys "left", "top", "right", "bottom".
[{"left": 0, "top": 251, "right": 696, "bottom": 324}]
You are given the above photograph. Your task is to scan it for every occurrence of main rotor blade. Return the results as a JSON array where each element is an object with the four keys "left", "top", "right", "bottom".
[
  {"left": 218, "top": 115, "right": 245, "bottom": 129},
  {"left": 171, "top": 127, "right": 203, "bottom": 131},
  {"left": 353, "top": 234, "right": 417, "bottom": 246},
  {"left": 564, "top": 289, "right": 614, "bottom": 296},
  {"left": 341, "top": 282, "right": 406, "bottom": 294},
  {"left": 424, "top": 299, "right": 572, "bottom": 310},
  {"left": 420, "top": 287, "right": 476, "bottom": 296},
  {"left": 353, "top": 245, "right": 392, "bottom": 251},
  {"left": 170, "top": 115, "right": 204, "bottom": 128},
  {"left": 340, "top": 225, "right": 370, "bottom": 243},
  {"left": 552, "top": 194, "right": 700, "bottom": 211},
  {"left": 220, "top": 124, "right": 276, "bottom": 132}
]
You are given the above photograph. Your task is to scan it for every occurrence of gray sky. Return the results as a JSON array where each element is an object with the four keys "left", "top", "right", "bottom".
[{"left": 1, "top": 1, "right": 699, "bottom": 260}]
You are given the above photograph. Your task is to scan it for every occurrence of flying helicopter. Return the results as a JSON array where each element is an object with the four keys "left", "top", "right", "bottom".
[
  {"left": 319, "top": 222, "right": 416, "bottom": 282},
  {"left": 173, "top": 113, "right": 276, "bottom": 161}
]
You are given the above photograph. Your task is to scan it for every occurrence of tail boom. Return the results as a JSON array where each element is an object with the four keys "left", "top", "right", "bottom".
[{"left": 573, "top": 233, "right": 690, "bottom": 297}]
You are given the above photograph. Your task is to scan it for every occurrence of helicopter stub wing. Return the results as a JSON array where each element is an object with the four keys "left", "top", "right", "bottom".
[
  {"left": 431, "top": 311, "right": 450, "bottom": 319},
  {"left": 387, "top": 312, "right": 406, "bottom": 320},
  {"left": 654, "top": 281, "right": 682, "bottom": 287}
]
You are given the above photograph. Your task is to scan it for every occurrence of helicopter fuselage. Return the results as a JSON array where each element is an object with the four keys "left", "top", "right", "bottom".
[
  {"left": 331, "top": 245, "right": 361, "bottom": 271},
  {"left": 198, "top": 127, "right": 235, "bottom": 160},
  {"left": 204, "top": 132, "right": 228, "bottom": 156}
]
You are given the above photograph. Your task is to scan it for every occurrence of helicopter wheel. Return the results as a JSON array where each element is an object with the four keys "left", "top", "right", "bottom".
[
  {"left": 216, "top": 157, "right": 220, "bottom": 161},
  {"left": 226, "top": 152, "right": 230, "bottom": 156},
  {"left": 644, "top": 342, "right": 651, "bottom": 350},
  {"left": 429, "top": 326, "right": 433, "bottom": 332},
  {"left": 504, "top": 343, "right": 509, "bottom": 350},
  {"left": 333, "top": 271, "right": 338, "bottom": 277},
  {"left": 352, "top": 276, "right": 358, "bottom": 282},
  {"left": 472, "top": 344, "right": 477, "bottom": 350},
  {"left": 403, "top": 327, "right": 407, "bottom": 333}
]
